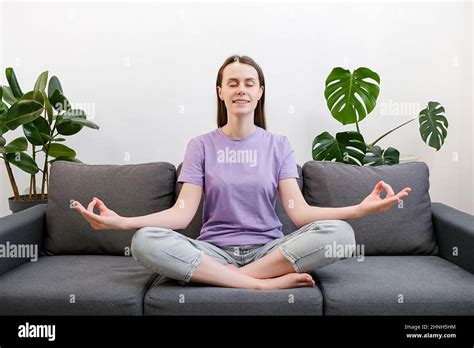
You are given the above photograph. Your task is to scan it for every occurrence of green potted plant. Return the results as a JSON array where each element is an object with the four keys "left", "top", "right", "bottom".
[
  {"left": 0, "top": 68, "right": 99, "bottom": 213},
  {"left": 312, "top": 67, "right": 448, "bottom": 165}
]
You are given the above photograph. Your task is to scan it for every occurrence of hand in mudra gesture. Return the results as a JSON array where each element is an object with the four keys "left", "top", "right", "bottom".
[
  {"left": 72, "top": 197, "right": 126, "bottom": 230},
  {"left": 358, "top": 181, "right": 411, "bottom": 216}
]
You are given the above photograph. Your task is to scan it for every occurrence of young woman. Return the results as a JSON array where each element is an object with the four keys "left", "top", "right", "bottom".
[{"left": 73, "top": 55, "right": 411, "bottom": 290}]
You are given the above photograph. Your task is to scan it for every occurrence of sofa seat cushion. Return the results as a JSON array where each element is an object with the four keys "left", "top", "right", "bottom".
[
  {"left": 303, "top": 161, "right": 437, "bottom": 255},
  {"left": 313, "top": 256, "right": 474, "bottom": 315},
  {"left": 144, "top": 274, "right": 323, "bottom": 315},
  {"left": 0, "top": 256, "right": 157, "bottom": 315}
]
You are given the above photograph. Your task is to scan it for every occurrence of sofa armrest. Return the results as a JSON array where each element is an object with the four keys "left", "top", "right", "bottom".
[
  {"left": 0, "top": 204, "right": 47, "bottom": 276},
  {"left": 431, "top": 202, "right": 474, "bottom": 273}
]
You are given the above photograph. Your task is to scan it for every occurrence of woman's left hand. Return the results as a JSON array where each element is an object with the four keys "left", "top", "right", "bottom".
[{"left": 357, "top": 181, "right": 411, "bottom": 217}]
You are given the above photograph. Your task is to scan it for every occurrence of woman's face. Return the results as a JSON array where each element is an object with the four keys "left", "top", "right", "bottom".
[{"left": 217, "top": 62, "right": 264, "bottom": 117}]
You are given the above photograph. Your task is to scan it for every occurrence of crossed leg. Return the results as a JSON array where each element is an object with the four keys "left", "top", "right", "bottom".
[
  {"left": 191, "top": 254, "right": 315, "bottom": 290},
  {"left": 130, "top": 222, "right": 356, "bottom": 290},
  {"left": 226, "top": 248, "right": 295, "bottom": 279},
  {"left": 227, "top": 219, "right": 356, "bottom": 281},
  {"left": 132, "top": 227, "right": 314, "bottom": 290}
]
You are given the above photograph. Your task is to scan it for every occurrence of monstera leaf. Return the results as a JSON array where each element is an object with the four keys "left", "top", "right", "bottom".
[
  {"left": 419, "top": 101, "right": 448, "bottom": 151},
  {"left": 312, "top": 131, "right": 367, "bottom": 165},
  {"left": 363, "top": 145, "right": 400, "bottom": 166},
  {"left": 324, "top": 67, "right": 380, "bottom": 125}
]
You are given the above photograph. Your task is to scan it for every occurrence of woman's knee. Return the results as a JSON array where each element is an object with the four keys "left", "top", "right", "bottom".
[
  {"left": 130, "top": 227, "right": 201, "bottom": 280},
  {"left": 326, "top": 220, "right": 356, "bottom": 257},
  {"left": 308, "top": 220, "right": 356, "bottom": 257},
  {"left": 130, "top": 227, "right": 172, "bottom": 262},
  {"left": 331, "top": 220, "right": 355, "bottom": 238}
]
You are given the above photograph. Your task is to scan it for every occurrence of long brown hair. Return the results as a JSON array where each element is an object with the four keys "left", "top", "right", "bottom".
[{"left": 216, "top": 55, "right": 266, "bottom": 130}]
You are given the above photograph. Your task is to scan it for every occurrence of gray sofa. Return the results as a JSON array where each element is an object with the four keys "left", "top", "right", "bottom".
[{"left": 0, "top": 160, "right": 473, "bottom": 316}]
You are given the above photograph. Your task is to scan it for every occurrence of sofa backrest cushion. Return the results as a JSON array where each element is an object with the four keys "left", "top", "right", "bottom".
[
  {"left": 302, "top": 161, "right": 438, "bottom": 255},
  {"left": 174, "top": 163, "right": 304, "bottom": 239},
  {"left": 45, "top": 161, "right": 176, "bottom": 255}
]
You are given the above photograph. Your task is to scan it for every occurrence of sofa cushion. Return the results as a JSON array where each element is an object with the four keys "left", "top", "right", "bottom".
[
  {"left": 313, "top": 256, "right": 474, "bottom": 315},
  {"left": 0, "top": 256, "right": 157, "bottom": 315},
  {"left": 45, "top": 161, "right": 176, "bottom": 255},
  {"left": 144, "top": 274, "right": 323, "bottom": 315},
  {"left": 303, "top": 161, "right": 437, "bottom": 255},
  {"left": 175, "top": 163, "right": 304, "bottom": 239}
]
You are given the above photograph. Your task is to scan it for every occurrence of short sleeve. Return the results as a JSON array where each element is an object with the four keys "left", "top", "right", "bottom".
[
  {"left": 177, "top": 138, "right": 204, "bottom": 186},
  {"left": 278, "top": 136, "right": 299, "bottom": 181}
]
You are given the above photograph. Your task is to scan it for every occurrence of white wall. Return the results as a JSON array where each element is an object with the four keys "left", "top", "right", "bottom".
[{"left": 1, "top": 0, "right": 473, "bottom": 217}]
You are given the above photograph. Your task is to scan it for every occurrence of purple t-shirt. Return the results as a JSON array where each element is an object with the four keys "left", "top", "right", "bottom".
[{"left": 177, "top": 125, "right": 299, "bottom": 247}]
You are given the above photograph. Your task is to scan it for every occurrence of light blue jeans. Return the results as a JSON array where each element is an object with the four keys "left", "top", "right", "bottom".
[{"left": 131, "top": 220, "right": 356, "bottom": 283}]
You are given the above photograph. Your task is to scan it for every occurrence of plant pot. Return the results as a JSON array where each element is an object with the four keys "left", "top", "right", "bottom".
[{"left": 8, "top": 194, "right": 48, "bottom": 213}]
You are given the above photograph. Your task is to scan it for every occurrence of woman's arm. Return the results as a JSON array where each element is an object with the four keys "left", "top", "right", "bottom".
[
  {"left": 278, "top": 178, "right": 411, "bottom": 229},
  {"left": 124, "top": 206, "right": 191, "bottom": 230},
  {"left": 73, "top": 183, "right": 203, "bottom": 231},
  {"left": 125, "top": 183, "right": 203, "bottom": 230}
]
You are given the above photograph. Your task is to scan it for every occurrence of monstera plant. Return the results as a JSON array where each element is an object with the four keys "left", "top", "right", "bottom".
[
  {"left": 0, "top": 67, "right": 99, "bottom": 212},
  {"left": 312, "top": 67, "right": 448, "bottom": 166}
]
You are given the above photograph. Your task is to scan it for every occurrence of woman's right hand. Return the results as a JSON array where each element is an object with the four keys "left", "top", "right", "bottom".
[{"left": 72, "top": 197, "right": 128, "bottom": 230}]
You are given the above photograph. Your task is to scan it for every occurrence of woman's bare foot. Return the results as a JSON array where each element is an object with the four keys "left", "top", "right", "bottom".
[{"left": 258, "top": 273, "right": 315, "bottom": 290}]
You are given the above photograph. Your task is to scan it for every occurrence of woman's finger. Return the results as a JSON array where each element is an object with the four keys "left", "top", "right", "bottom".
[
  {"left": 72, "top": 201, "right": 102, "bottom": 229},
  {"left": 94, "top": 197, "right": 108, "bottom": 214},
  {"left": 77, "top": 208, "right": 94, "bottom": 225},
  {"left": 75, "top": 202, "right": 101, "bottom": 222},
  {"left": 381, "top": 181, "right": 395, "bottom": 197},
  {"left": 396, "top": 192, "right": 409, "bottom": 200},
  {"left": 401, "top": 189, "right": 411, "bottom": 195},
  {"left": 377, "top": 187, "right": 411, "bottom": 212},
  {"left": 372, "top": 181, "right": 384, "bottom": 195},
  {"left": 395, "top": 187, "right": 411, "bottom": 199},
  {"left": 72, "top": 200, "right": 86, "bottom": 212},
  {"left": 380, "top": 196, "right": 398, "bottom": 209},
  {"left": 87, "top": 199, "right": 97, "bottom": 213},
  {"left": 83, "top": 209, "right": 104, "bottom": 223}
]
